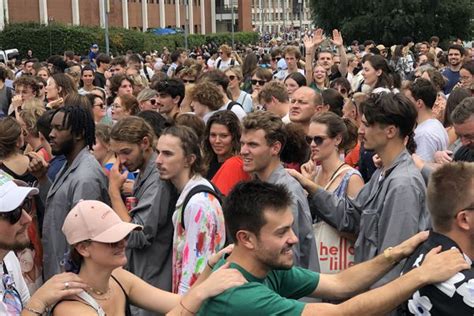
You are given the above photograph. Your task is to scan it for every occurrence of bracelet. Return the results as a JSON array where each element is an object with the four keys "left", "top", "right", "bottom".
[
  {"left": 383, "top": 247, "right": 398, "bottom": 265},
  {"left": 180, "top": 299, "right": 197, "bottom": 315},
  {"left": 24, "top": 306, "right": 44, "bottom": 315},
  {"left": 207, "top": 261, "right": 214, "bottom": 270}
]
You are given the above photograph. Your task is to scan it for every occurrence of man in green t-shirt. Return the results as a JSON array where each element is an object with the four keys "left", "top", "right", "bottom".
[{"left": 198, "top": 181, "right": 470, "bottom": 315}]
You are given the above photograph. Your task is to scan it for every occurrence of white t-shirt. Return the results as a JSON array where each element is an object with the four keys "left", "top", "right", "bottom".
[
  {"left": 220, "top": 100, "right": 247, "bottom": 121},
  {"left": 215, "top": 58, "right": 240, "bottom": 71},
  {"left": 236, "top": 91, "right": 253, "bottom": 113},
  {"left": 0, "top": 251, "right": 30, "bottom": 314},
  {"left": 414, "top": 118, "right": 449, "bottom": 162}
]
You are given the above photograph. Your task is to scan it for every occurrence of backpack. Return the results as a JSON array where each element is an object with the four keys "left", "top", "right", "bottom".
[
  {"left": 226, "top": 100, "right": 243, "bottom": 111},
  {"left": 180, "top": 182, "right": 233, "bottom": 245},
  {"left": 216, "top": 58, "right": 235, "bottom": 70}
]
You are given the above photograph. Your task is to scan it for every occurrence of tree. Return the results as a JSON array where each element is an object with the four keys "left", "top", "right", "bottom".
[{"left": 310, "top": 0, "right": 473, "bottom": 46}]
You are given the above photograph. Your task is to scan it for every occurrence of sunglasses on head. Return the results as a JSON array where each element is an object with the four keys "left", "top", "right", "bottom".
[
  {"left": 251, "top": 79, "right": 266, "bottom": 86},
  {"left": 305, "top": 135, "right": 328, "bottom": 146},
  {"left": 0, "top": 198, "right": 33, "bottom": 225}
]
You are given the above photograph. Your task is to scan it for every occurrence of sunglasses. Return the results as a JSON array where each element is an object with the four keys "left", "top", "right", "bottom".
[
  {"left": 0, "top": 198, "right": 33, "bottom": 225},
  {"left": 251, "top": 79, "right": 267, "bottom": 86},
  {"left": 272, "top": 57, "right": 282, "bottom": 62},
  {"left": 305, "top": 135, "right": 328, "bottom": 146},
  {"left": 182, "top": 79, "right": 195, "bottom": 84},
  {"left": 227, "top": 75, "right": 237, "bottom": 81},
  {"left": 94, "top": 102, "right": 106, "bottom": 109},
  {"left": 149, "top": 99, "right": 157, "bottom": 105}
]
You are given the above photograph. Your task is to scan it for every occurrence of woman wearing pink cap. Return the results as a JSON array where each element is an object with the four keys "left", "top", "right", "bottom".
[{"left": 42, "top": 200, "right": 245, "bottom": 316}]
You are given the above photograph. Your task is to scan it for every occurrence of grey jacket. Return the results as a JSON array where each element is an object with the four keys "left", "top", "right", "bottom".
[
  {"left": 42, "top": 148, "right": 109, "bottom": 280},
  {"left": 126, "top": 152, "right": 176, "bottom": 295},
  {"left": 266, "top": 165, "right": 319, "bottom": 272},
  {"left": 309, "top": 150, "right": 430, "bottom": 287}
]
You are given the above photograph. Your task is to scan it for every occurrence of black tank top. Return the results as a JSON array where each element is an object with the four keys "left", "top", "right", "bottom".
[{"left": 50, "top": 275, "right": 132, "bottom": 316}]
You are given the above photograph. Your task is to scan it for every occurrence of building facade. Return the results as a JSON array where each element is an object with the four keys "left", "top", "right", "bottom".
[
  {"left": 0, "top": 0, "right": 253, "bottom": 34},
  {"left": 251, "top": 0, "right": 312, "bottom": 33}
]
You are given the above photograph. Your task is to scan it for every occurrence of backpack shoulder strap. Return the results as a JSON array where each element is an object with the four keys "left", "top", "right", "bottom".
[
  {"left": 216, "top": 59, "right": 222, "bottom": 69},
  {"left": 227, "top": 100, "right": 243, "bottom": 111},
  {"left": 230, "top": 58, "right": 235, "bottom": 66},
  {"left": 181, "top": 184, "right": 222, "bottom": 230}
]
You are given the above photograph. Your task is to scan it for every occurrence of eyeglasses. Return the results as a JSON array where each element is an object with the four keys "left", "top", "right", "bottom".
[
  {"left": 227, "top": 75, "right": 237, "bottom": 81},
  {"left": 251, "top": 79, "right": 267, "bottom": 86},
  {"left": 0, "top": 198, "right": 33, "bottom": 225},
  {"left": 305, "top": 135, "right": 329, "bottom": 146},
  {"left": 182, "top": 79, "right": 195, "bottom": 84}
]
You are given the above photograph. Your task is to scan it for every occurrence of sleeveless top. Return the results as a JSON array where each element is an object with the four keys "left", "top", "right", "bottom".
[{"left": 50, "top": 275, "right": 131, "bottom": 316}]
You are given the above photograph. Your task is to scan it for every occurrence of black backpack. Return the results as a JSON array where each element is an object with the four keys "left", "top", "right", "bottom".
[
  {"left": 180, "top": 182, "right": 233, "bottom": 245},
  {"left": 226, "top": 100, "right": 243, "bottom": 111},
  {"left": 216, "top": 58, "right": 235, "bottom": 70}
]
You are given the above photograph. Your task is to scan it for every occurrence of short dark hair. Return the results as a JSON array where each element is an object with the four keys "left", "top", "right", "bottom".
[
  {"left": 152, "top": 78, "right": 185, "bottom": 106},
  {"left": 224, "top": 180, "right": 292, "bottom": 243},
  {"left": 461, "top": 61, "right": 474, "bottom": 75},
  {"left": 321, "top": 88, "right": 344, "bottom": 116},
  {"left": 361, "top": 93, "right": 417, "bottom": 139},
  {"left": 96, "top": 53, "right": 111, "bottom": 67},
  {"left": 136, "top": 110, "right": 170, "bottom": 138},
  {"left": 110, "top": 56, "right": 127, "bottom": 68},
  {"left": 47, "top": 55, "right": 68, "bottom": 73},
  {"left": 0, "top": 66, "right": 8, "bottom": 82},
  {"left": 54, "top": 94, "right": 96, "bottom": 150},
  {"left": 445, "top": 89, "right": 472, "bottom": 127},
  {"left": 408, "top": 78, "right": 437, "bottom": 109},
  {"left": 13, "top": 76, "right": 40, "bottom": 96},
  {"left": 448, "top": 44, "right": 465, "bottom": 56},
  {"left": 171, "top": 49, "right": 184, "bottom": 63}
]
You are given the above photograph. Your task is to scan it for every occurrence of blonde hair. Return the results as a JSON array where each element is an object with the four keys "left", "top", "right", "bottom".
[{"left": 19, "top": 99, "right": 46, "bottom": 136}]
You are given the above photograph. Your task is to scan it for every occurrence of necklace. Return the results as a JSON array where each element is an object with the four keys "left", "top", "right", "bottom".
[{"left": 87, "top": 286, "right": 112, "bottom": 301}]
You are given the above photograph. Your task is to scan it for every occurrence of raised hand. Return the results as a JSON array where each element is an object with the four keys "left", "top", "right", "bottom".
[
  {"left": 303, "top": 28, "right": 325, "bottom": 50},
  {"left": 109, "top": 159, "right": 129, "bottom": 192},
  {"left": 26, "top": 151, "right": 49, "bottom": 181},
  {"left": 330, "top": 29, "right": 344, "bottom": 47}
]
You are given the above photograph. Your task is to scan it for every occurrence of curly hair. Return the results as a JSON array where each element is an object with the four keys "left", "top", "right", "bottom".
[
  {"left": 202, "top": 111, "right": 241, "bottom": 166},
  {"left": 190, "top": 81, "right": 223, "bottom": 111}
]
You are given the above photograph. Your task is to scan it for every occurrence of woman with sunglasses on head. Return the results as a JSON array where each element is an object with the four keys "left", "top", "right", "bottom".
[
  {"left": 301, "top": 112, "right": 364, "bottom": 274},
  {"left": 137, "top": 88, "right": 159, "bottom": 112},
  {"left": 202, "top": 111, "right": 250, "bottom": 196},
  {"left": 48, "top": 200, "right": 245, "bottom": 316},
  {"left": 85, "top": 94, "right": 107, "bottom": 125},
  {"left": 250, "top": 67, "right": 272, "bottom": 110},
  {"left": 224, "top": 66, "right": 253, "bottom": 113}
]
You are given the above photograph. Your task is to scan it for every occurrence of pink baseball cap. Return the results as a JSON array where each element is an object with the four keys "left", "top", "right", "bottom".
[{"left": 62, "top": 200, "right": 142, "bottom": 245}]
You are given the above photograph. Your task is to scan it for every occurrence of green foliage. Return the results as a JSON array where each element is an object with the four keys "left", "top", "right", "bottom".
[
  {"left": 0, "top": 23, "right": 259, "bottom": 60},
  {"left": 310, "top": 0, "right": 473, "bottom": 45}
]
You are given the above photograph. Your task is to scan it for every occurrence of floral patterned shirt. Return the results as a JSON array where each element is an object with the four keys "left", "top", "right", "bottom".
[
  {"left": 398, "top": 231, "right": 474, "bottom": 316},
  {"left": 172, "top": 176, "right": 225, "bottom": 294}
]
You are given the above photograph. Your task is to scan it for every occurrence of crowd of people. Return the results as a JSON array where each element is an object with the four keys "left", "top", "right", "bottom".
[{"left": 0, "top": 29, "right": 473, "bottom": 315}]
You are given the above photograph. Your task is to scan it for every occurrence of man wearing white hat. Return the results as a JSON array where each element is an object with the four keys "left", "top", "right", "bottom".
[{"left": 0, "top": 171, "right": 85, "bottom": 315}]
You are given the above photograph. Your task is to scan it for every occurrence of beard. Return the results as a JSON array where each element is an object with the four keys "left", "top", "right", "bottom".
[
  {"left": 0, "top": 237, "right": 30, "bottom": 252},
  {"left": 255, "top": 242, "right": 294, "bottom": 271},
  {"left": 52, "top": 137, "right": 75, "bottom": 156}
]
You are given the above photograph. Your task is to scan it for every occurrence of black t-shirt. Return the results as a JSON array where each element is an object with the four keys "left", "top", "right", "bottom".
[
  {"left": 94, "top": 72, "right": 106, "bottom": 88},
  {"left": 398, "top": 231, "right": 474, "bottom": 316},
  {"left": 454, "top": 145, "right": 474, "bottom": 162},
  {"left": 206, "top": 157, "right": 222, "bottom": 180}
]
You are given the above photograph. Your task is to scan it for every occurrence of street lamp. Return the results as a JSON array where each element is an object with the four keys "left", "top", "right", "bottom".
[
  {"left": 184, "top": 0, "right": 189, "bottom": 50},
  {"left": 104, "top": 0, "right": 110, "bottom": 55},
  {"left": 231, "top": 0, "right": 235, "bottom": 49}
]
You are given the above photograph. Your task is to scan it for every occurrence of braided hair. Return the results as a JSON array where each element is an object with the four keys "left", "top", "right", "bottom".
[{"left": 54, "top": 94, "right": 96, "bottom": 150}]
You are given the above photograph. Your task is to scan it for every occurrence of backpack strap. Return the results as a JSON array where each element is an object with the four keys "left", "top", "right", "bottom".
[
  {"left": 75, "top": 291, "right": 106, "bottom": 316},
  {"left": 216, "top": 59, "right": 221, "bottom": 69},
  {"left": 180, "top": 184, "right": 222, "bottom": 230},
  {"left": 226, "top": 100, "right": 243, "bottom": 111}
]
